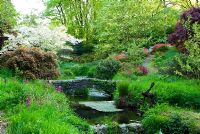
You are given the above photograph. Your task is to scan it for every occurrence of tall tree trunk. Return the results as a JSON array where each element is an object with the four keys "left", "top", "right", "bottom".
[{"left": 59, "top": 3, "right": 67, "bottom": 26}]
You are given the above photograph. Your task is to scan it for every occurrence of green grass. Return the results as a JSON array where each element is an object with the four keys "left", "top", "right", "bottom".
[
  {"left": 0, "top": 78, "right": 26, "bottom": 110},
  {"left": 114, "top": 74, "right": 200, "bottom": 109},
  {"left": 0, "top": 77, "right": 91, "bottom": 134},
  {"left": 58, "top": 61, "right": 97, "bottom": 79},
  {"left": 142, "top": 104, "right": 200, "bottom": 134},
  {"left": 154, "top": 47, "right": 179, "bottom": 68}
]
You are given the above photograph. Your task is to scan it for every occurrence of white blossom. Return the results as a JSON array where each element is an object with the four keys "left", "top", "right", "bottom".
[{"left": 0, "top": 24, "right": 81, "bottom": 54}]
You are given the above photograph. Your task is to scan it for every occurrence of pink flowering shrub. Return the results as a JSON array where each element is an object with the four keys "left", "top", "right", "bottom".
[
  {"left": 114, "top": 53, "right": 128, "bottom": 60},
  {"left": 152, "top": 44, "right": 171, "bottom": 53},
  {"left": 138, "top": 66, "right": 148, "bottom": 75}
]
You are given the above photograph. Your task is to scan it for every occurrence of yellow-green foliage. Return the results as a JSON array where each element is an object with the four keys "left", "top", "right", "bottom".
[
  {"left": 0, "top": 0, "right": 17, "bottom": 32},
  {"left": 170, "top": 24, "right": 200, "bottom": 79}
]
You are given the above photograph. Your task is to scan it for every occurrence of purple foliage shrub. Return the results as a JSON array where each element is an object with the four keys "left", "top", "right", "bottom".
[{"left": 168, "top": 7, "right": 200, "bottom": 53}]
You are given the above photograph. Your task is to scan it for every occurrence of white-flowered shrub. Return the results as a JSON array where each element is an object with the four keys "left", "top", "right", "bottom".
[{"left": 0, "top": 24, "right": 81, "bottom": 54}]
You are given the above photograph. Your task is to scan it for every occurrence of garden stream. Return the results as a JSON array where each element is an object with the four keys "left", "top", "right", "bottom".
[{"left": 69, "top": 88, "right": 141, "bottom": 125}]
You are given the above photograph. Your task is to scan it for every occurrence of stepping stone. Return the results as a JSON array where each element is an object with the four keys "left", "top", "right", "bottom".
[{"left": 79, "top": 101, "right": 123, "bottom": 112}]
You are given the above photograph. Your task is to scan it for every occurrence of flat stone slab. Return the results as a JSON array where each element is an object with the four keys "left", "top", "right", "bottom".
[{"left": 79, "top": 101, "right": 123, "bottom": 112}]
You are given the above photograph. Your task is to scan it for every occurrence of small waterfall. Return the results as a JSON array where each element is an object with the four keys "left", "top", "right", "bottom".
[{"left": 88, "top": 85, "right": 110, "bottom": 98}]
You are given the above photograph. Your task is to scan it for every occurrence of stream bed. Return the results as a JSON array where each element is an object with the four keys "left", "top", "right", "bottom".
[{"left": 69, "top": 89, "right": 141, "bottom": 125}]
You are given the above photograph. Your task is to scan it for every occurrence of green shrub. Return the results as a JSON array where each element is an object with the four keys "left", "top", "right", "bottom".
[
  {"left": 142, "top": 104, "right": 200, "bottom": 134},
  {"left": 163, "top": 114, "right": 189, "bottom": 134},
  {"left": 93, "top": 44, "right": 114, "bottom": 61},
  {"left": 126, "top": 44, "right": 146, "bottom": 65},
  {"left": 173, "top": 39, "right": 200, "bottom": 79},
  {"left": 73, "top": 65, "right": 91, "bottom": 76},
  {"left": 68, "top": 41, "right": 94, "bottom": 56},
  {"left": 0, "top": 47, "right": 59, "bottom": 79},
  {"left": 96, "top": 58, "right": 121, "bottom": 80},
  {"left": 164, "top": 24, "right": 200, "bottom": 79}
]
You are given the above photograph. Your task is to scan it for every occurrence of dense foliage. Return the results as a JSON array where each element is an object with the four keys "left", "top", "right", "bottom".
[
  {"left": 96, "top": 58, "right": 121, "bottom": 80},
  {"left": 0, "top": 1, "right": 200, "bottom": 134},
  {"left": 44, "top": 0, "right": 179, "bottom": 60},
  {"left": 0, "top": 0, "right": 17, "bottom": 32},
  {"left": 142, "top": 104, "right": 200, "bottom": 134},
  {"left": 168, "top": 7, "right": 200, "bottom": 53},
  {"left": 0, "top": 47, "right": 59, "bottom": 79},
  {"left": 165, "top": 24, "right": 200, "bottom": 79}
]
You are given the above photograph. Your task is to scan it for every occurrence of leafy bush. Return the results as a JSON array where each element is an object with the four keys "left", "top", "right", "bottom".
[
  {"left": 96, "top": 58, "right": 121, "bottom": 80},
  {"left": 142, "top": 104, "right": 200, "bottom": 134},
  {"left": 70, "top": 42, "right": 94, "bottom": 56},
  {"left": 57, "top": 69, "right": 75, "bottom": 80},
  {"left": 168, "top": 7, "right": 200, "bottom": 53},
  {"left": 176, "top": 25, "right": 200, "bottom": 78},
  {"left": 93, "top": 44, "right": 114, "bottom": 61},
  {"left": 165, "top": 24, "right": 200, "bottom": 79},
  {"left": 126, "top": 45, "right": 146, "bottom": 65},
  {"left": 0, "top": 47, "right": 59, "bottom": 79},
  {"left": 163, "top": 114, "right": 189, "bottom": 134}
]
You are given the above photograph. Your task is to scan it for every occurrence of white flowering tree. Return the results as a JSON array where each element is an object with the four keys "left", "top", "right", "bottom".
[{"left": 0, "top": 23, "right": 81, "bottom": 55}]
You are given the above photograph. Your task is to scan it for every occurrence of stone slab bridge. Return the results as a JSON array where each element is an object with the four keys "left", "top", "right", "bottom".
[{"left": 48, "top": 78, "right": 117, "bottom": 96}]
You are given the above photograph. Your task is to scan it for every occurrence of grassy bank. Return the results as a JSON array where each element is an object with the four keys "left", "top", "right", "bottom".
[
  {"left": 114, "top": 74, "right": 200, "bottom": 109},
  {"left": 0, "top": 75, "right": 91, "bottom": 134},
  {"left": 142, "top": 104, "right": 200, "bottom": 134}
]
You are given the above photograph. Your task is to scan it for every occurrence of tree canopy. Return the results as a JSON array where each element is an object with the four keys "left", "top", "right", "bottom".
[{"left": 0, "top": 0, "right": 17, "bottom": 32}]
